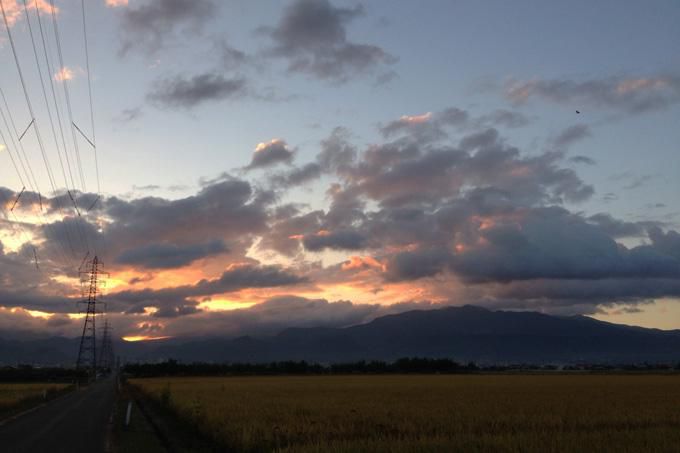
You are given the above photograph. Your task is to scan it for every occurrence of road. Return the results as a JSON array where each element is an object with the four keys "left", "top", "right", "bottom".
[{"left": 0, "top": 377, "right": 116, "bottom": 453}]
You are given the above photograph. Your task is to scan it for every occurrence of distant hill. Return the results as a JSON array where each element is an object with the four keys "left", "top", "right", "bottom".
[
  {"left": 3, "top": 306, "right": 680, "bottom": 365},
  {"left": 140, "top": 305, "right": 680, "bottom": 364}
]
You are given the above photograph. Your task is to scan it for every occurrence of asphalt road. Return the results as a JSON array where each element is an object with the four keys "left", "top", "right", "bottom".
[{"left": 0, "top": 377, "right": 116, "bottom": 453}]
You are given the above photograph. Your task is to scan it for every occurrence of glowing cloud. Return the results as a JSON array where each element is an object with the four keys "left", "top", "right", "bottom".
[
  {"left": 1, "top": 0, "right": 57, "bottom": 28},
  {"left": 105, "top": 0, "right": 128, "bottom": 7},
  {"left": 54, "top": 66, "right": 75, "bottom": 82},
  {"left": 122, "top": 335, "right": 172, "bottom": 342}
]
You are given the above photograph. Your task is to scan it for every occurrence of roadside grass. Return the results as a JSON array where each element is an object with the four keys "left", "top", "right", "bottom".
[
  {"left": 0, "top": 383, "right": 72, "bottom": 421},
  {"left": 130, "top": 374, "right": 680, "bottom": 452},
  {"left": 112, "top": 382, "right": 168, "bottom": 453}
]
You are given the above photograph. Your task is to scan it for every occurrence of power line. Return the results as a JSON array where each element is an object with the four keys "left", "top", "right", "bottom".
[
  {"left": 0, "top": 89, "right": 77, "bottom": 269},
  {"left": 81, "top": 0, "right": 100, "bottom": 196},
  {"left": 22, "top": 0, "right": 93, "bottom": 265},
  {"left": 22, "top": 0, "right": 73, "bottom": 199},
  {"left": 48, "top": 0, "right": 87, "bottom": 193},
  {"left": 1, "top": 0, "right": 90, "bottom": 259},
  {"left": 34, "top": 5, "right": 77, "bottom": 193}
]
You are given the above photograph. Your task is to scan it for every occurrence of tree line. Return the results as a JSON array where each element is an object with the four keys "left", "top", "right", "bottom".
[{"left": 123, "top": 358, "right": 680, "bottom": 378}]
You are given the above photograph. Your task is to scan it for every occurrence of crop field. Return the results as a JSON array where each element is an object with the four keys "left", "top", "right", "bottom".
[
  {"left": 131, "top": 375, "right": 680, "bottom": 452},
  {"left": 0, "top": 383, "right": 69, "bottom": 415}
]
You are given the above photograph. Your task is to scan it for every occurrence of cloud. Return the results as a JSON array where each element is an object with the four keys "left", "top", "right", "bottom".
[
  {"left": 116, "top": 107, "right": 143, "bottom": 123},
  {"left": 136, "top": 296, "right": 441, "bottom": 338},
  {"left": 54, "top": 66, "right": 78, "bottom": 82},
  {"left": 115, "top": 239, "right": 228, "bottom": 269},
  {"left": 448, "top": 207, "right": 680, "bottom": 283},
  {"left": 341, "top": 129, "right": 593, "bottom": 207},
  {"left": 648, "top": 226, "right": 680, "bottom": 259},
  {"left": 476, "top": 109, "right": 530, "bottom": 129},
  {"left": 272, "top": 163, "right": 323, "bottom": 188},
  {"left": 118, "top": 0, "right": 217, "bottom": 55},
  {"left": 106, "top": 0, "right": 128, "bottom": 7},
  {"left": 247, "top": 139, "right": 295, "bottom": 170},
  {"left": 379, "top": 108, "right": 530, "bottom": 144},
  {"left": 505, "top": 75, "right": 680, "bottom": 114},
  {"left": 1, "top": 100, "right": 679, "bottom": 336},
  {"left": 302, "top": 229, "right": 367, "bottom": 252},
  {"left": 568, "top": 155, "right": 596, "bottom": 165},
  {"left": 215, "top": 39, "right": 250, "bottom": 71},
  {"left": 147, "top": 73, "right": 247, "bottom": 109},
  {"left": 1, "top": 0, "right": 57, "bottom": 29},
  {"left": 270, "top": 127, "right": 357, "bottom": 189},
  {"left": 110, "top": 264, "right": 308, "bottom": 317},
  {"left": 553, "top": 124, "right": 591, "bottom": 148},
  {"left": 262, "top": 0, "right": 396, "bottom": 82},
  {"left": 380, "top": 108, "right": 469, "bottom": 142}
]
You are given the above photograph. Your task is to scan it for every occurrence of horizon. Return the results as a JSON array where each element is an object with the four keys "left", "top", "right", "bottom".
[{"left": 0, "top": 0, "right": 679, "bottom": 344}]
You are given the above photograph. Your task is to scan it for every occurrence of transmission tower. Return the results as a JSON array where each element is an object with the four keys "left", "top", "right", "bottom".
[
  {"left": 76, "top": 256, "right": 107, "bottom": 378},
  {"left": 98, "top": 319, "right": 114, "bottom": 373}
]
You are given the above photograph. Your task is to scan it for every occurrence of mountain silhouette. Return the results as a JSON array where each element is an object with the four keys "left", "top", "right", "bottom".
[{"left": 2, "top": 306, "right": 679, "bottom": 365}]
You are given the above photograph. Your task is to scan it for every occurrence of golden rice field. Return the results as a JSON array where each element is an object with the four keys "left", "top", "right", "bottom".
[
  {"left": 0, "top": 383, "right": 69, "bottom": 414},
  {"left": 131, "top": 375, "right": 680, "bottom": 452}
]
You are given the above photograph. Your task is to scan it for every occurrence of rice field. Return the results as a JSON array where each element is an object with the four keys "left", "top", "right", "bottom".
[
  {"left": 0, "top": 383, "right": 69, "bottom": 415},
  {"left": 131, "top": 374, "right": 680, "bottom": 452}
]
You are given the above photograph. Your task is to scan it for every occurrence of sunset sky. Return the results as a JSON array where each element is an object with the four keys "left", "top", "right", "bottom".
[{"left": 0, "top": 0, "right": 679, "bottom": 341}]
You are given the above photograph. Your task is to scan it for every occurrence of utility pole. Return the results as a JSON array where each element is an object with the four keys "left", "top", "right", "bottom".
[{"left": 76, "top": 256, "right": 106, "bottom": 379}]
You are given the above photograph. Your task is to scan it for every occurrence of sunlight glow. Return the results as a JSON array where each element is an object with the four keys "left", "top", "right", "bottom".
[{"left": 122, "top": 335, "right": 172, "bottom": 342}]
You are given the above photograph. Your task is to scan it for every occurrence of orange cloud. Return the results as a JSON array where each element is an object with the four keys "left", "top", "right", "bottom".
[
  {"left": 342, "top": 255, "right": 385, "bottom": 272},
  {"left": 399, "top": 112, "right": 432, "bottom": 124},
  {"left": 105, "top": 0, "right": 128, "bottom": 7},
  {"left": 1, "top": 0, "right": 57, "bottom": 28},
  {"left": 255, "top": 138, "right": 286, "bottom": 153},
  {"left": 122, "top": 335, "right": 171, "bottom": 342},
  {"left": 616, "top": 78, "right": 667, "bottom": 94},
  {"left": 54, "top": 66, "right": 75, "bottom": 82}
]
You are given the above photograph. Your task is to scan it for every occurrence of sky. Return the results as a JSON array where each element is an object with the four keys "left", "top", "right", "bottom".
[{"left": 0, "top": 0, "right": 679, "bottom": 341}]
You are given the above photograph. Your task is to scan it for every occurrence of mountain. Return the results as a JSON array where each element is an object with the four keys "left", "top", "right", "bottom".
[
  {"left": 144, "top": 305, "right": 680, "bottom": 364},
  {"left": 2, "top": 306, "right": 680, "bottom": 365}
]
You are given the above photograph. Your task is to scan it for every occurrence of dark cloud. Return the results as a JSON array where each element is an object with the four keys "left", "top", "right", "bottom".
[
  {"left": 476, "top": 109, "right": 530, "bottom": 128},
  {"left": 115, "top": 239, "right": 228, "bottom": 269},
  {"left": 147, "top": 73, "right": 247, "bottom": 109},
  {"left": 648, "top": 226, "right": 680, "bottom": 259},
  {"left": 119, "top": 0, "right": 217, "bottom": 55},
  {"left": 133, "top": 184, "right": 161, "bottom": 191},
  {"left": 342, "top": 130, "right": 593, "bottom": 207},
  {"left": 116, "top": 107, "right": 143, "bottom": 123},
  {"left": 569, "top": 155, "right": 596, "bottom": 165},
  {"left": 149, "top": 296, "right": 440, "bottom": 338},
  {"left": 553, "top": 124, "right": 591, "bottom": 148},
  {"left": 263, "top": 0, "right": 396, "bottom": 82},
  {"left": 449, "top": 207, "right": 680, "bottom": 283},
  {"left": 380, "top": 109, "right": 469, "bottom": 142},
  {"left": 70, "top": 176, "right": 273, "bottom": 269},
  {"left": 624, "top": 174, "right": 654, "bottom": 190},
  {"left": 110, "top": 264, "right": 308, "bottom": 317},
  {"left": 505, "top": 75, "right": 680, "bottom": 114},
  {"left": 272, "top": 163, "right": 323, "bottom": 187},
  {"left": 271, "top": 127, "right": 357, "bottom": 188},
  {"left": 586, "top": 213, "right": 651, "bottom": 238},
  {"left": 386, "top": 248, "right": 453, "bottom": 281},
  {"left": 246, "top": 139, "right": 295, "bottom": 169},
  {"left": 302, "top": 230, "right": 367, "bottom": 252},
  {"left": 379, "top": 108, "right": 529, "bottom": 144},
  {"left": 216, "top": 40, "right": 250, "bottom": 71}
]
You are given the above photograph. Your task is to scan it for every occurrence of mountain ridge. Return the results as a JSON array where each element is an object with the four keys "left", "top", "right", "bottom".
[{"left": 2, "top": 305, "right": 679, "bottom": 365}]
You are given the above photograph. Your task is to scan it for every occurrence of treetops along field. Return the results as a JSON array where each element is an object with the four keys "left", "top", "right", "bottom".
[{"left": 130, "top": 374, "right": 680, "bottom": 452}]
